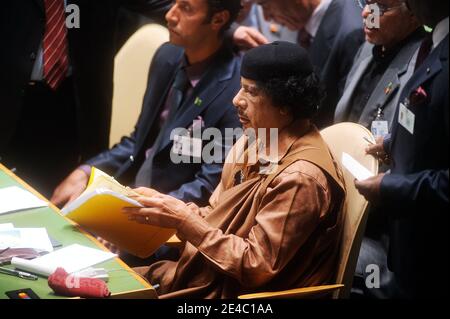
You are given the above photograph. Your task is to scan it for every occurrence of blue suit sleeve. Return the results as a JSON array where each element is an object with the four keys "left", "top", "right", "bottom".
[
  {"left": 84, "top": 132, "right": 137, "bottom": 176},
  {"left": 380, "top": 169, "right": 449, "bottom": 216}
]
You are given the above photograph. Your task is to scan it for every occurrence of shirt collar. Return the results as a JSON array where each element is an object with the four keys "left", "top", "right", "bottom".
[
  {"left": 433, "top": 17, "right": 449, "bottom": 49},
  {"left": 304, "top": 0, "right": 332, "bottom": 38},
  {"left": 181, "top": 50, "right": 219, "bottom": 88}
]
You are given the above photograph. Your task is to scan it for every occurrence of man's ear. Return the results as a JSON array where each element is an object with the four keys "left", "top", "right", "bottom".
[{"left": 211, "top": 10, "right": 230, "bottom": 32}]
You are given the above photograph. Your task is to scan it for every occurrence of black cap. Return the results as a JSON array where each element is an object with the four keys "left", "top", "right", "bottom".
[{"left": 241, "top": 41, "right": 313, "bottom": 82}]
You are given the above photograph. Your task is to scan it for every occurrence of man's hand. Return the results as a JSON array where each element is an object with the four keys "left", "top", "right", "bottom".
[
  {"left": 366, "top": 136, "right": 390, "bottom": 165},
  {"left": 233, "top": 26, "right": 269, "bottom": 50},
  {"left": 354, "top": 173, "right": 385, "bottom": 204},
  {"left": 131, "top": 187, "right": 161, "bottom": 198},
  {"left": 50, "top": 168, "right": 89, "bottom": 207},
  {"left": 122, "top": 189, "right": 189, "bottom": 229}
]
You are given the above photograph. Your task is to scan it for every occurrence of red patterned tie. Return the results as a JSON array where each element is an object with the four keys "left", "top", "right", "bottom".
[{"left": 43, "top": 0, "right": 69, "bottom": 90}]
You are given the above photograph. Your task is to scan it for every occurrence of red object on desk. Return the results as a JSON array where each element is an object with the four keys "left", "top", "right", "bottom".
[{"left": 48, "top": 267, "right": 110, "bottom": 298}]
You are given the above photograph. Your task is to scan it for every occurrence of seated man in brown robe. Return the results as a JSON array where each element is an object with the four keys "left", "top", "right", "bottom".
[{"left": 122, "top": 42, "right": 346, "bottom": 299}]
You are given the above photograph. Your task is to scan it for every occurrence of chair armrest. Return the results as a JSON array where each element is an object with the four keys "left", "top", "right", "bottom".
[
  {"left": 165, "top": 235, "right": 183, "bottom": 249},
  {"left": 238, "top": 284, "right": 344, "bottom": 299}
]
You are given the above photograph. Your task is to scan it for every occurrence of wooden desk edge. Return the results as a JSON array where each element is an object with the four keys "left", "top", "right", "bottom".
[{"left": 0, "top": 163, "right": 155, "bottom": 294}]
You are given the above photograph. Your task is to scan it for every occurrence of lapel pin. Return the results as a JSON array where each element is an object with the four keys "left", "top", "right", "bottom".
[
  {"left": 194, "top": 97, "right": 203, "bottom": 107},
  {"left": 384, "top": 82, "right": 393, "bottom": 95}
]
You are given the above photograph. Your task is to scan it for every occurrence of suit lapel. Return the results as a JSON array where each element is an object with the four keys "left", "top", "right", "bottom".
[
  {"left": 309, "top": 0, "right": 339, "bottom": 69},
  {"left": 155, "top": 51, "right": 236, "bottom": 154},
  {"left": 335, "top": 52, "right": 373, "bottom": 121},
  {"left": 135, "top": 59, "right": 181, "bottom": 154},
  {"left": 390, "top": 38, "right": 447, "bottom": 149},
  {"left": 363, "top": 38, "right": 423, "bottom": 127},
  {"left": 365, "top": 68, "right": 400, "bottom": 119}
]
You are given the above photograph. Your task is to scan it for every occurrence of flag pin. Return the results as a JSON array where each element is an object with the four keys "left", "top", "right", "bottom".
[
  {"left": 195, "top": 97, "right": 203, "bottom": 106},
  {"left": 384, "top": 82, "right": 393, "bottom": 95}
]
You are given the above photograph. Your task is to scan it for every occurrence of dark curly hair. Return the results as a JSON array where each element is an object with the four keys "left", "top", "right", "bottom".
[
  {"left": 205, "top": 0, "right": 242, "bottom": 34},
  {"left": 256, "top": 72, "right": 326, "bottom": 120}
]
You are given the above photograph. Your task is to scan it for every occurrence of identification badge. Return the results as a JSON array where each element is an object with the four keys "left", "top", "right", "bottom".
[
  {"left": 398, "top": 103, "right": 415, "bottom": 135},
  {"left": 173, "top": 135, "right": 202, "bottom": 158},
  {"left": 371, "top": 120, "right": 389, "bottom": 139}
]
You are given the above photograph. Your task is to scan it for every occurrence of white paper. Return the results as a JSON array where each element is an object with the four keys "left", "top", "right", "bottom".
[
  {"left": 0, "top": 229, "right": 21, "bottom": 249},
  {"left": 342, "top": 152, "right": 375, "bottom": 181},
  {"left": 0, "top": 186, "right": 48, "bottom": 215},
  {"left": 11, "top": 244, "right": 116, "bottom": 277},
  {"left": 0, "top": 223, "right": 14, "bottom": 231},
  {"left": 0, "top": 228, "right": 53, "bottom": 252},
  {"left": 60, "top": 188, "right": 142, "bottom": 216}
]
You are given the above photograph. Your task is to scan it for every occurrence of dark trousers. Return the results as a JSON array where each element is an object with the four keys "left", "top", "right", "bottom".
[
  {"left": 3, "top": 78, "right": 80, "bottom": 197},
  {"left": 120, "top": 245, "right": 180, "bottom": 268}
]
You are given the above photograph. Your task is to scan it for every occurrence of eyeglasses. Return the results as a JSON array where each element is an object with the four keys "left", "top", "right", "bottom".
[{"left": 357, "top": 0, "right": 406, "bottom": 16}]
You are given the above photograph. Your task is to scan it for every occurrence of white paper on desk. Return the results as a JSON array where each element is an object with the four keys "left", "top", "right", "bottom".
[
  {"left": 342, "top": 152, "right": 375, "bottom": 181},
  {"left": 0, "top": 186, "right": 48, "bottom": 215},
  {"left": 11, "top": 244, "right": 116, "bottom": 277},
  {"left": 0, "top": 228, "right": 53, "bottom": 252},
  {"left": 0, "top": 223, "right": 14, "bottom": 230}
]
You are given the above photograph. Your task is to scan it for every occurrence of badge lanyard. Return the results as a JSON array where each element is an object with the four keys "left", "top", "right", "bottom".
[{"left": 371, "top": 104, "right": 389, "bottom": 139}]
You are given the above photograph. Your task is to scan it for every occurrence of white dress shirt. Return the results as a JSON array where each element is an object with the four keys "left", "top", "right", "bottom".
[{"left": 304, "top": 0, "right": 333, "bottom": 39}]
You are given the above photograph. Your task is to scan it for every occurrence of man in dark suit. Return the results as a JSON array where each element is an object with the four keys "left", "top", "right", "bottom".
[
  {"left": 256, "top": 0, "right": 365, "bottom": 128},
  {"left": 0, "top": 0, "right": 173, "bottom": 197},
  {"left": 51, "top": 0, "right": 242, "bottom": 210},
  {"left": 335, "top": 0, "right": 423, "bottom": 135},
  {"left": 335, "top": 0, "right": 424, "bottom": 299},
  {"left": 355, "top": 0, "right": 449, "bottom": 298}
]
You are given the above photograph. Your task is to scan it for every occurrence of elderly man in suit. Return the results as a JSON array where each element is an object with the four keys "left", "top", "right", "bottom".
[
  {"left": 255, "top": 0, "right": 365, "bottom": 128},
  {"left": 334, "top": 1, "right": 423, "bottom": 298},
  {"left": 355, "top": 0, "right": 449, "bottom": 298},
  {"left": 0, "top": 0, "right": 173, "bottom": 197},
  {"left": 52, "top": 0, "right": 242, "bottom": 208},
  {"left": 335, "top": 0, "right": 423, "bottom": 138}
]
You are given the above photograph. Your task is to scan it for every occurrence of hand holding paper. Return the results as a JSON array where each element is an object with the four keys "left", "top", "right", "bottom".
[
  {"left": 123, "top": 189, "right": 189, "bottom": 229},
  {"left": 342, "top": 152, "right": 375, "bottom": 181},
  {"left": 61, "top": 168, "right": 176, "bottom": 258},
  {"left": 354, "top": 174, "right": 385, "bottom": 204}
]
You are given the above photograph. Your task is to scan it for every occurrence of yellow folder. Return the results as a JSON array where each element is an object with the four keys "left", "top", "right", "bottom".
[{"left": 61, "top": 167, "right": 176, "bottom": 258}]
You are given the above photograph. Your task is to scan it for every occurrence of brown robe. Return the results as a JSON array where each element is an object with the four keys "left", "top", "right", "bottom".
[{"left": 147, "top": 122, "right": 346, "bottom": 298}]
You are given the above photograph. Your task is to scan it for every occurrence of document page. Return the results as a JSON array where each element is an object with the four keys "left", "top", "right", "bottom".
[{"left": 0, "top": 186, "right": 48, "bottom": 215}]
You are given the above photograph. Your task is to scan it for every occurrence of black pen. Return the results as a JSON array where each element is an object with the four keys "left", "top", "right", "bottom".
[
  {"left": 363, "top": 137, "right": 375, "bottom": 145},
  {"left": 0, "top": 266, "right": 38, "bottom": 280}
]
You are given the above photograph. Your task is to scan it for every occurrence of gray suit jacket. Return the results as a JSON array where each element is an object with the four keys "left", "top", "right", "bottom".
[{"left": 335, "top": 35, "right": 424, "bottom": 130}]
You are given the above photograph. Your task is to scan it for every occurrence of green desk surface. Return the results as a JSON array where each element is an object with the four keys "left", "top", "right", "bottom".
[{"left": 0, "top": 165, "right": 153, "bottom": 299}]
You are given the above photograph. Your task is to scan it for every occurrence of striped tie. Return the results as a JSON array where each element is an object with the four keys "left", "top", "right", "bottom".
[{"left": 43, "top": 0, "right": 69, "bottom": 90}]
